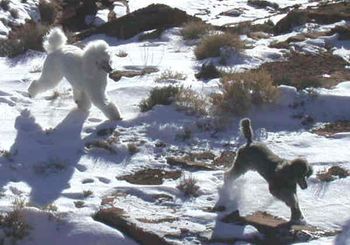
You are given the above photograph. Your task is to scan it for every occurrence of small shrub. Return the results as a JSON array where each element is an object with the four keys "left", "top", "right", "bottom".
[
  {"left": 116, "top": 50, "right": 128, "bottom": 57},
  {"left": 83, "top": 190, "right": 93, "bottom": 198},
  {"left": 139, "top": 86, "right": 181, "bottom": 112},
  {"left": 0, "top": 199, "right": 30, "bottom": 241},
  {"left": 176, "top": 174, "right": 200, "bottom": 197},
  {"left": 175, "top": 88, "right": 210, "bottom": 116},
  {"left": 155, "top": 69, "right": 187, "bottom": 83},
  {"left": 43, "top": 203, "right": 58, "bottom": 212},
  {"left": 33, "top": 159, "right": 66, "bottom": 175},
  {"left": 0, "top": 0, "right": 10, "bottom": 11},
  {"left": 74, "top": 201, "right": 86, "bottom": 208},
  {"left": 194, "top": 33, "right": 243, "bottom": 60},
  {"left": 195, "top": 63, "right": 220, "bottom": 80},
  {"left": 38, "top": 0, "right": 58, "bottom": 25},
  {"left": 181, "top": 21, "right": 212, "bottom": 40},
  {"left": 211, "top": 70, "right": 278, "bottom": 116}
]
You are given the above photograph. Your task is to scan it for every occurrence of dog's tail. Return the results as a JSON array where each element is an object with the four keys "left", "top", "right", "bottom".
[
  {"left": 240, "top": 118, "right": 253, "bottom": 146},
  {"left": 43, "top": 27, "right": 67, "bottom": 54}
]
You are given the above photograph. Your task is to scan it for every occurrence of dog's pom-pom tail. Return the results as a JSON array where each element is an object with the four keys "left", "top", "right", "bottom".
[
  {"left": 43, "top": 27, "right": 67, "bottom": 53},
  {"left": 240, "top": 118, "right": 253, "bottom": 146}
]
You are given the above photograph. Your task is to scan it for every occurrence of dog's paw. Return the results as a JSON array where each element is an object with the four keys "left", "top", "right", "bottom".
[{"left": 288, "top": 218, "right": 307, "bottom": 226}]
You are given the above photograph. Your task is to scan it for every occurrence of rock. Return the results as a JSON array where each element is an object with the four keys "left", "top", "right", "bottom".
[
  {"left": 78, "top": 4, "right": 201, "bottom": 40},
  {"left": 109, "top": 67, "right": 159, "bottom": 82},
  {"left": 273, "top": 10, "right": 307, "bottom": 34},
  {"left": 94, "top": 207, "right": 171, "bottom": 245},
  {"left": 329, "top": 25, "right": 350, "bottom": 40},
  {"left": 117, "top": 168, "right": 182, "bottom": 185},
  {"left": 220, "top": 8, "right": 244, "bottom": 17},
  {"left": 247, "top": 0, "right": 279, "bottom": 10}
]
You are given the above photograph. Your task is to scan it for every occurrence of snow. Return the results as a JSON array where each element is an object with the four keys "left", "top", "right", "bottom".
[{"left": 0, "top": 0, "right": 349, "bottom": 244}]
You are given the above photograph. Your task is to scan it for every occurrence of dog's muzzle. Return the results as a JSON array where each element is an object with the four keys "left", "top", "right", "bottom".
[
  {"left": 298, "top": 177, "right": 308, "bottom": 190},
  {"left": 100, "top": 61, "right": 113, "bottom": 73}
]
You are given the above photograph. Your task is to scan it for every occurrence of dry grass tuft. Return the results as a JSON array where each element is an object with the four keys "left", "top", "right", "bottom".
[
  {"left": 211, "top": 70, "right": 278, "bottom": 116},
  {"left": 155, "top": 70, "right": 187, "bottom": 83},
  {"left": 176, "top": 174, "right": 200, "bottom": 197},
  {"left": 175, "top": 88, "right": 210, "bottom": 116},
  {"left": 139, "top": 86, "right": 181, "bottom": 112},
  {"left": 0, "top": 199, "right": 30, "bottom": 242},
  {"left": 194, "top": 32, "right": 243, "bottom": 60},
  {"left": 181, "top": 21, "right": 212, "bottom": 40}
]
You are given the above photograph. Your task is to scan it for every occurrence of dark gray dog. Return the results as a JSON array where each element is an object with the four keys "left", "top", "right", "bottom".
[{"left": 225, "top": 118, "right": 313, "bottom": 224}]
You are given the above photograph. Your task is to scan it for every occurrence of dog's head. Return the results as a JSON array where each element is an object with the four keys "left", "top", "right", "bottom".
[
  {"left": 83, "top": 40, "right": 113, "bottom": 77},
  {"left": 290, "top": 158, "right": 313, "bottom": 190}
]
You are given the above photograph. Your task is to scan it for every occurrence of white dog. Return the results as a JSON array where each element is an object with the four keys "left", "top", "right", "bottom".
[{"left": 28, "top": 27, "right": 122, "bottom": 120}]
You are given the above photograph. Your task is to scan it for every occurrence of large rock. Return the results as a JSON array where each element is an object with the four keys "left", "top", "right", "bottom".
[{"left": 78, "top": 4, "right": 201, "bottom": 39}]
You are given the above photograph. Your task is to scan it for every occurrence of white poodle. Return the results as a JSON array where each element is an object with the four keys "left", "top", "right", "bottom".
[{"left": 28, "top": 27, "right": 122, "bottom": 120}]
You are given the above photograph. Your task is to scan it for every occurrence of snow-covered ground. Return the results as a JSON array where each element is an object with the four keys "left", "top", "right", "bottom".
[{"left": 0, "top": 0, "right": 349, "bottom": 244}]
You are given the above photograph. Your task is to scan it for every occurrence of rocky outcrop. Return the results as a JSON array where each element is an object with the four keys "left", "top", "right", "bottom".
[
  {"left": 274, "top": 2, "right": 350, "bottom": 34},
  {"left": 78, "top": 4, "right": 201, "bottom": 40}
]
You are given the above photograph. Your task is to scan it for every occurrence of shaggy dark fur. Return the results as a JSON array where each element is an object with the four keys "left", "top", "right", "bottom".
[{"left": 225, "top": 119, "right": 313, "bottom": 223}]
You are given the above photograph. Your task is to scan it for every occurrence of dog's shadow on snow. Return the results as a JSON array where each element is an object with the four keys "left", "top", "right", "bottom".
[{"left": 0, "top": 109, "right": 124, "bottom": 206}]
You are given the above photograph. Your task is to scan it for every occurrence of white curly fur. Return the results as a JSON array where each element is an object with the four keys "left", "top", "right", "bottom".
[{"left": 28, "top": 27, "right": 121, "bottom": 120}]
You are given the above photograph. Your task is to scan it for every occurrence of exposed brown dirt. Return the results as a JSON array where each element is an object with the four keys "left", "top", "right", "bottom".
[
  {"left": 312, "top": 120, "right": 350, "bottom": 137},
  {"left": 117, "top": 168, "right": 182, "bottom": 185},
  {"left": 258, "top": 52, "right": 350, "bottom": 90}
]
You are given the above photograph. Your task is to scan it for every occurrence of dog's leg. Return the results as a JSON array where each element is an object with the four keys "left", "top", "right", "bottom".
[
  {"left": 73, "top": 89, "right": 91, "bottom": 111},
  {"left": 270, "top": 186, "right": 305, "bottom": 224},
  {"left": 28, "top": 56, "right": 63, "bottom": 97},
  {"left": 89, "top": 92, "right": 122, "bottom": 120}
]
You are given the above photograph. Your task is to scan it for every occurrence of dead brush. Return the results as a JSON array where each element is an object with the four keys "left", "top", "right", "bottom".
[
  {"left": 181, "top": 21, "right": 212, "bottom": 40},
  {"left": 155, "top": 69, "right": 187, "bottom": 83},
  {"left": 139, "top": 85, "right": 182, "bottom": 112},
  {"left": 211, "top": 69, "right": 279, "bottom": 116},
  {"left": 176, "top": 174, "right": 200, "bottom": 197},
  {"left": 175, "top": 88, "right": 210, "bottom": 116},
  {"left": 0, "top": 199, "right": 31, "bottom": 242},
  {"left": 194, "top": 32, "right": 244, "bottom": 60}
]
